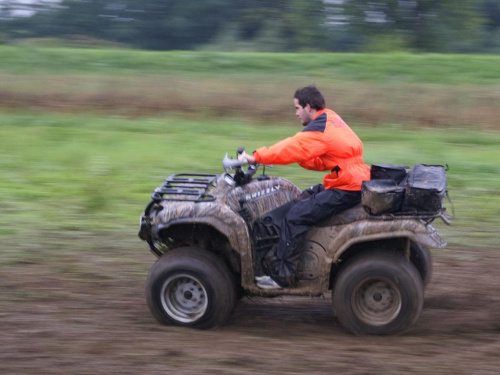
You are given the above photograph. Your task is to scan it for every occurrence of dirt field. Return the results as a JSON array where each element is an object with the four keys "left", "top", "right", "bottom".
[{"left": 1, "top": 235, "right": 499, "bottom": 375}]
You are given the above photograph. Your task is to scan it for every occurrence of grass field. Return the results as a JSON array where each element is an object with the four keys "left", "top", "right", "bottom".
[
  {"left": 1, "top": 47, "right": 499, "bottom": 257},
  {"left": 1, "top": 47, "right": 500, "bottom": 128},
  {"left": 1, "top": 47, "right": 500, "bottom": 374},
  {"left": 1, "top": 46, "right": 500, "bottom": 84},
  {"left": 1, "top": 111, "right": 499, "bottom": 257}
]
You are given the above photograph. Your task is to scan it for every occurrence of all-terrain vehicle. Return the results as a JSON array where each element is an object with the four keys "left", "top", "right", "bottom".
[{"left": 138, "top": 150, "right": 450, "bottom": 335}]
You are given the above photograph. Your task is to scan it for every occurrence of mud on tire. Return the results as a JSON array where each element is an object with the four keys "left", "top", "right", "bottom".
[
  {"left": 333, "top": 251, "right": 424, "bottom": 335},
  {"left": 410, "top": 242, "right": 433, "bottom": 287},
  {"left": 146, "top": 247, "right": 236, "bottom": 329}
]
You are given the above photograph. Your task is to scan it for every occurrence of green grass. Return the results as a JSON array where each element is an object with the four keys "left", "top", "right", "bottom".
[
  {"left": 2, "top": 47, "right": 499, "bottom": 131},
  {"left": 1, "top": 47, "right": 498, "bottom": 258},
  {"left": 2, "top": 46, "right": 500, "bottom": 84},
  {"left": 1, "top": 112, "right": 499, "bottom": 254}
]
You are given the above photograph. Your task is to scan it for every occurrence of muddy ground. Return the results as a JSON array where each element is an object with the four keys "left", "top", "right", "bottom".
[{"left": 1, "top": 235, "right": 499, "bottom": 375}]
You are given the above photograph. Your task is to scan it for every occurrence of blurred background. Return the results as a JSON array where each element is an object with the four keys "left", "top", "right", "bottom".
[
  {"left": 1, "top": 1, "right": 499, "bottom": 374},
  {"left": 1, "top": 0, "right": 500, "bottom": 52}
]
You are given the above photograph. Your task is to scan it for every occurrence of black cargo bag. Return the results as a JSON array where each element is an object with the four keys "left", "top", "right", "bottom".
[
  {"left": 361, "top": 179, "right": 405, "bottom": 215},
  {"left": 402, "top": 164, "right": 447, "bottom": 214},
  {"left": 370, "top": 164, "right": 410, "bottom": 184}
]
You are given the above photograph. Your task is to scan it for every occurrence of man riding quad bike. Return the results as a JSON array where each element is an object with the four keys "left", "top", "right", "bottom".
[
  {"left": 138, "top": 153, "right": 449, "bottom": 335},
  {"left": 139, "top": 85, "right": 449, "bottom": 335}
]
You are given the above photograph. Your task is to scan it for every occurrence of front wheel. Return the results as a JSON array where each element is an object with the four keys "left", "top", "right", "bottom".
[
  {"left": 146, "top": 247, "right": 236, "bottom": 329},
  {"left": 333, "top": 251, "right": 424, "bottom": 335}
]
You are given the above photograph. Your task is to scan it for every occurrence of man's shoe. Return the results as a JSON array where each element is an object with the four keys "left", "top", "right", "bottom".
[
  {"left": 255, "top": 276, "right": 283, "bottom": 290},
  {"left": 254, "top": 275, "right": 269, "bottom": 282}
]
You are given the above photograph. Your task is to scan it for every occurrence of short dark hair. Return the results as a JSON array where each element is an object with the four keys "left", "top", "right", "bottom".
[{"left": 294, "top": 85, "right": 325, "bottom": 110}]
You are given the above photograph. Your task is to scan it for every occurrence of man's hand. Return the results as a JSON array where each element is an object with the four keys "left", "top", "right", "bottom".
[{"left": 238, "top": 151, "right": 256, "bottom": 164}]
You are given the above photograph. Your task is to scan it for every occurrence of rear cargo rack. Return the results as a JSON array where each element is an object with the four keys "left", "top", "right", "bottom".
[
  {"left": 368, "top": 208, "right": 451, "bottom": 225},
  {"left": 150, "top": 173, "right": 218, "bottom": 203}
]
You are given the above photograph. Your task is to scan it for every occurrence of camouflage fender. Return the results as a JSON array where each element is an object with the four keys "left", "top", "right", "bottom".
[
  {"left": 150, "top": 200, "right": 255, "bottom": 283},
  {"left": 151, "top": 201, "right": 250, "bottom": 251},
  {"left": 307, "top": 218, "right": 447, "bottom": 263}
]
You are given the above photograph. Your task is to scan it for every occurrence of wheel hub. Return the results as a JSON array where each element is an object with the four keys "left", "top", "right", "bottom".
[
  {"left": 352, "top": 278, "right": 402, "bottom": 326},
  {"left": 160, "top": 274, "right": 208, "bottom": 323}
]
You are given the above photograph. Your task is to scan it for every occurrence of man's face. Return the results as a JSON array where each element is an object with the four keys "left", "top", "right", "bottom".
[{"left": 294, "top": 98, "right": 312, "bottom": 126}]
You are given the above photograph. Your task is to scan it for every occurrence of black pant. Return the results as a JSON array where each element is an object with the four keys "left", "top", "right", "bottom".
[{"left": 263, "top": 184, "right": 361, "bottom": 287}]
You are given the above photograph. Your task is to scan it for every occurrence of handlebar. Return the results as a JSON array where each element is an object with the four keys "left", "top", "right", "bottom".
[
  {"left": 222, "top": 152, "right": 249, "bottom": 172},
  {"left": 222, "top": 148, "right": 261, "bottom": 187}
]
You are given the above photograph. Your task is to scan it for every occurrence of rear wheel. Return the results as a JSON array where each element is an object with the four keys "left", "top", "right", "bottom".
[
  {"left": 333, "top": 251, "right": 423, "bottom": 335},
  {"left": 410, "top": 242, "right": 433, "bottom": 287},
  {"left": 146, "top": 247, "right": 236, "bottom": 329}
]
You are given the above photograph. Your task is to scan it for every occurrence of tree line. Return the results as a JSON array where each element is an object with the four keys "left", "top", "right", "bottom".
[{"left": 1, "top": 0, "right": 499, "bottom": 52}]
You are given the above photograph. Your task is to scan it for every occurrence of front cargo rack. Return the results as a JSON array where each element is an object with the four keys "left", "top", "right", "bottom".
[
  {"left": 150, "top": 173, "right": 218, "bottom": 202},
  {"left": 143, "top": 173, "right": 218, "bottom": 218}
]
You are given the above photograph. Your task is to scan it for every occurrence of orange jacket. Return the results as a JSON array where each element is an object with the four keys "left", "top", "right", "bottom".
[{"left": 254, "top": 109, "right": 370, "bottom": 191}]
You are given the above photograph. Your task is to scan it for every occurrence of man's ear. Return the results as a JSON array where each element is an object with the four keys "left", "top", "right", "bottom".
[{"left": 305, "top": 103, "right": 311, "bottom": 112}]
